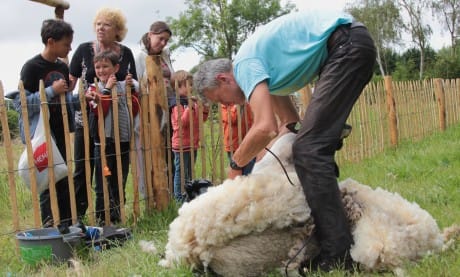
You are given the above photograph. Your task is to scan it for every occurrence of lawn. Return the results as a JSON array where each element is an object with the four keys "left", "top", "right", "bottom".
[{"left": 1, "top": 124, "right": 459, "bottom": 276}]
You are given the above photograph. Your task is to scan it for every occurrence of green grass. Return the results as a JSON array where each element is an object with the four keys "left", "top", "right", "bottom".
[{"left": 1, "top": 124, "right": 460, "bottom": 276}]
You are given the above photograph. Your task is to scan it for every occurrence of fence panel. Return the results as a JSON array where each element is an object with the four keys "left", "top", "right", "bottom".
[{"left": 1, "top": 77, "right": 459, "bottom": 232}]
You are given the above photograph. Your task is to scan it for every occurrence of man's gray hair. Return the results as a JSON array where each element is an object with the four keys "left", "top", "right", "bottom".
[{"left": 193, "top": 58, "right": 232, "bottom": 99}]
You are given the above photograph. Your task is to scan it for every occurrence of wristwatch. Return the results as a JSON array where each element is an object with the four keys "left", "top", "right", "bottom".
[{"left": 229, "top": 159, "right": 243, "bottom": 170}]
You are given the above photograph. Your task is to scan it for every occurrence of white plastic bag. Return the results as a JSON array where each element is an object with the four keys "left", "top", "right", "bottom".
[{"left": 17, "top": 109, "right": 68, "bottom": 194}]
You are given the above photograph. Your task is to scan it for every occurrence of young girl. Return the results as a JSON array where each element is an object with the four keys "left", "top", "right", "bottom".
[{"left": 87, "top": 50, "right": 139, "bottom": 225}]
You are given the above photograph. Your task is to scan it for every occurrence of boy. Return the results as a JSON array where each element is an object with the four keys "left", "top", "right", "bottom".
[
  {"left": 15, "top": 19, "right": 75, "bottom": 228},
  {"left": 170, "top": 70, "right": 209, "bottom": 201},
  {"left": 221, "top": 103, "right": 255, "bottom": 176},
  {"left": 86, "top": 50, "right": 139, "bottom": 225}
]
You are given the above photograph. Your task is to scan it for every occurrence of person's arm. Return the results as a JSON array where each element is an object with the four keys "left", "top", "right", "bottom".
[
  {"left": 270, "top": 94, "right": 300, "bottom": 133},
  {"left": 229, "top": 81, "right": 278, "bottom": 179}
]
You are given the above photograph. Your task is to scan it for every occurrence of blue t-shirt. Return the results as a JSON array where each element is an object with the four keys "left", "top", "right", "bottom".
[{"left": 233, "top": 10, "right": 353, "bottom": 99}]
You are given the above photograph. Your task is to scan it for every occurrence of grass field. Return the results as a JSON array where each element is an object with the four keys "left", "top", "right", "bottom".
[{"left": 1, "top": 124, "right": 460, "bottom": 276}]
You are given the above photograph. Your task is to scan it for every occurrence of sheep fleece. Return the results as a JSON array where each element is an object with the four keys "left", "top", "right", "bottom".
[{"left": 159, "top": 133, "right": 444, "bottom": 275}]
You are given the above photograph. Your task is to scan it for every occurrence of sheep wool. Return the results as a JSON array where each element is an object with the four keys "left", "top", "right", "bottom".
[{"left": 159, "top": 132, "right": 446, "bottom": 276}]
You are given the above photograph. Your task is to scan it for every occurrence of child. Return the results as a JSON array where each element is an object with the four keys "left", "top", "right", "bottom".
[
  {"left": 221, "top": 103, "right": 255, "bottom": 175},
  {"left": 170, "top": 70, "right": 209, "bottom": 201},
  {"left": 87, "top": 50, "right": 139, "bottom": 225},
  {"left": 12, "top": 19, "right": 75, "bottom": 228}
]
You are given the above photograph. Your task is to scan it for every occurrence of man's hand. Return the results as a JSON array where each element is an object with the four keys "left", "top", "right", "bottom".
[{"left": 228, "top": 168, "right": 242, "bottom": 180}]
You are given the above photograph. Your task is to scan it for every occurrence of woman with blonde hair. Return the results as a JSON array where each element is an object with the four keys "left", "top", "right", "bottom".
[{"left": 69, "top": 7, "right": 137, "bottom": 223}]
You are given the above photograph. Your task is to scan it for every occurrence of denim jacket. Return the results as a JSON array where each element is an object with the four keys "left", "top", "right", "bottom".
[{"left": 6, "top": 87, "right": 77, "bottom": 144}]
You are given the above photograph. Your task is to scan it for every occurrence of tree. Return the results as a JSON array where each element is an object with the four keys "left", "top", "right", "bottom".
[
  {"left": 431, "top": 0, "right": 460, "bottom": 54},
  {"left": 399, "top": 0, "right": 432, "bottom": 80},
  {"left": 346, "top": 0, "right": 403, "bottom": 77},
  {"left": 392, "top": 47, "right": 437, "bottom": 80},
  {"left": 432, "top": 45, "right": 460, "bottom": 78},
  {"left": 166, "top": 0, "right": 294, "bottom": 61}
]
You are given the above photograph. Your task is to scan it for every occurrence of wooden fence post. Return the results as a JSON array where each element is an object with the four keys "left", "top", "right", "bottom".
[
  {"left": 78, "top": 81, "right": 95, "bottom": 225},
  {"left": 434, "top": 78, "right": 446, "bottom": 131},
  {"left": 126, "top": 85, "right": 140, "bottom": 222},
  {"left": 298, "top": 85, "right": 312, "bottom": 118},
  {"left": 18, "top": 82, "right": 41, "bottom": 227},
  {"left": 0, "top": 82, "right": 21, "bottom": 242},
  {"left": 39, "top": 80, "right": 61, "bottom": 225},
  {"left": 146, "top": 55, "right": 169, "bottom": 210},
  {"left": 96, "top": 86, "right": 112, "bottom": 225},
  {"left": 384, "top": 76, "right": 398, "bottom": 146},
  {"left": 60, "top": 93, "right": 77, "bottom": 224},
  {"left": 111, "top": 86, "right": 126, "bottom": 224}
]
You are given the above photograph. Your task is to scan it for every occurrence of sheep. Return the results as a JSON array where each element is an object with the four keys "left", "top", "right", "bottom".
[{"left": 159, "top": 132, "right": 448, "bottom": 276}]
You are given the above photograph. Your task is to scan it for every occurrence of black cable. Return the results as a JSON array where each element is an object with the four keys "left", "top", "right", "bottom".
[
  {"left": 284, "top": 234, "right": 314, "bottom": 276},
  {"left": 263, "top": 147, "right": 295, "bottom": 186},
  {"left": 263, "top": 146, "right": 317, "bottom": 275}
]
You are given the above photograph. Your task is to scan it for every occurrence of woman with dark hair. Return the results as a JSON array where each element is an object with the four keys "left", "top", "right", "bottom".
[{"left": 136, "top": 21, "right": 175, "bottom": 197}]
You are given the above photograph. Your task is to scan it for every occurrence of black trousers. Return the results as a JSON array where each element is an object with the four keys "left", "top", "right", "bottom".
[
  {"left": 293, "top": 23, "right": 376, "bottom": 258},
  {"left": 73, "top": 124, "right": 95, "bottom": 219},
  {"left": 94, "top": 141, "right": 130, "bottom": 224}
]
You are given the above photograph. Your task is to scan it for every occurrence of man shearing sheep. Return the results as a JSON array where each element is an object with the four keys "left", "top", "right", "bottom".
[{"left": 193, "top": 9, "right": 376, "bottom": 272}]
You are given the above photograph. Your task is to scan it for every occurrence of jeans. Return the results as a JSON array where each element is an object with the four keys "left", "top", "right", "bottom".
[
  {"left": 173, "top": 150, "right": 197, "bottom": 201},
  {"left": 94, "top": 140, "right": 130, "bottom": 224},
  {"left": 292, "top": 24, "right": 376, "bottom": 258}
]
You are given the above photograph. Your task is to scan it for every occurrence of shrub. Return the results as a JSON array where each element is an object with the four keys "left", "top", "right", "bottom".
[{"left": 0, "top": 109, "right": 19, "bottom": 141}]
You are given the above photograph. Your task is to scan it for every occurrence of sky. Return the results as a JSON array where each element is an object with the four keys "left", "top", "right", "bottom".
[{"left": 0, "top": 0, "right": 451, "bottom": 94}]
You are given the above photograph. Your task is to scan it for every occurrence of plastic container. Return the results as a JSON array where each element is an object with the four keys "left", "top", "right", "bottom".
[{"left": 16, "top": 227, "right": 82, "bottom": 265}]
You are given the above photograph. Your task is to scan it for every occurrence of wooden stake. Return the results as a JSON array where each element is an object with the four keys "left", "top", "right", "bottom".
[
  {"left": 60, "top": 93, "right": 77, "bottom": 224},
  {"left": 39, "top": 80, "right": 60, "bottom": 225},
  {"left": 146, "top": 55, "right": 169, "bottom": 210},
  {"left": 0, "top": 81, "right": 21, "bottom": 248},
  {"left": 96, "top": 84, "right": 111, "bottom": 225},
  {"left": 126, "top": 85, "right": 140, "bottom": 221},
  {"left": 18, "top": 82, "right": 41, "bottom": 227},
  {"left": 111, "top": 86, "right": 126, "bottom": 223}
]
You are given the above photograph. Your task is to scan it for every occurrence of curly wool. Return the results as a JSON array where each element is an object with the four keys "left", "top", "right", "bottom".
[{"left": 159, "top": 133, "right": 447, "bottom": 276}]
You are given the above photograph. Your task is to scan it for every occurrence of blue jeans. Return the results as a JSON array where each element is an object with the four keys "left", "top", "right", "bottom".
[
  {"left": 173, "top": 150, "right": 197, "bottom": 201},
  {"left": 226, "top": 152, "right": 255, "bottom": 176}
]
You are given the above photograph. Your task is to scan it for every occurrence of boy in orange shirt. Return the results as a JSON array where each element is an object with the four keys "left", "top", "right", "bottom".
[{"left": 221, "top": 103, "right": 255, "bottom": 175}]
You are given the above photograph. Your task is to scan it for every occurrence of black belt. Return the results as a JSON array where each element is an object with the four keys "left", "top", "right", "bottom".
[{"left": 327, "top": 21, "right": 365, "bottom": 51}]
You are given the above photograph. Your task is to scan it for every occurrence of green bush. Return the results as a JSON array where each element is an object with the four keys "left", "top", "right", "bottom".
[{"left": 0, "top": 109, "right": 19, "bottom": 141}]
